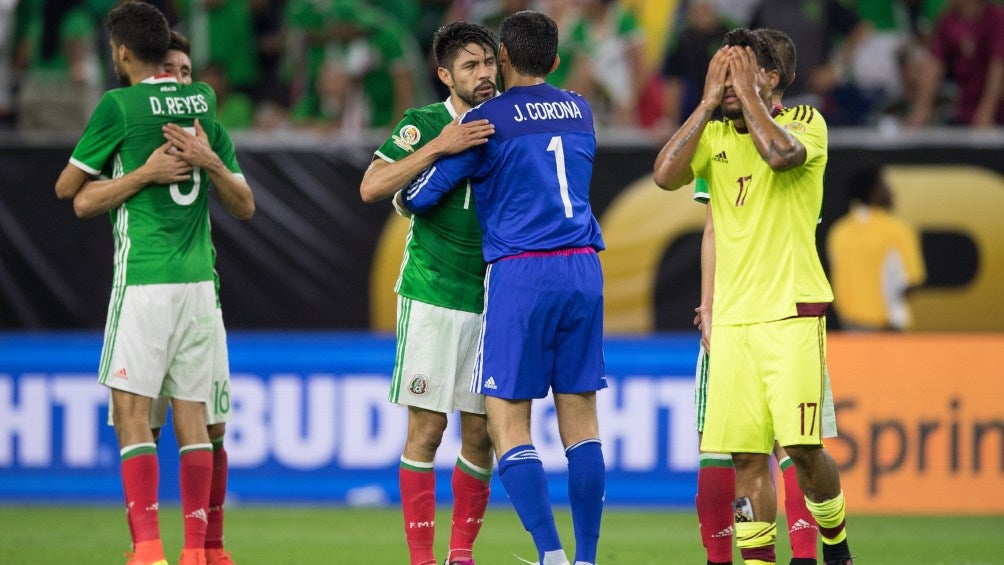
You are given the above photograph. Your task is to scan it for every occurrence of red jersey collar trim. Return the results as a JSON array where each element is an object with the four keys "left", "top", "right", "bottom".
[{"left": 141, "top": 73, "right": 178, "bottom": 84}]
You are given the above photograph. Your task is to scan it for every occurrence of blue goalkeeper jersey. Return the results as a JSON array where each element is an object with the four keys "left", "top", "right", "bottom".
[{"left": 403, "top": 82, "right": 605, "bottom": 263}]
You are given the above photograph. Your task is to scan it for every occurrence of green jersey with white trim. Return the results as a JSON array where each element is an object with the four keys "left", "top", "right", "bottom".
[
  {"left": 70, "top": 76, "right": 227, "bottom": 286},
  {"left": 374, "top": 98, "right": 486, "bottom": 314}
]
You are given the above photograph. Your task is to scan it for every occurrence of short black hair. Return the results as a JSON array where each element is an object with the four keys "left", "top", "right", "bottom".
[
  {"left": 846, "top": 164, "right": 884, "bottom": 203},
  {"left": 432, "top": 21, "right": 497, "bottom": 71},
  {"left": 107, "top": 1, "right": 171, "bottom": 65},
  {"left": 169, "top": 30, "right": 190, "bottom": 57},
  {"left": 723, "top": 28, "right": 779, "bottom": 75},
  {"left": 755, "top": 28, "right": 796, "bottom": 93},
  {"left": 499, "top": 10, "right": 558, "bottom": 78}
]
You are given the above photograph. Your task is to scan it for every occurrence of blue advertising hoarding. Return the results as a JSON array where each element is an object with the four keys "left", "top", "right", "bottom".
[{"left": 0, "top": 332, "right": 701, "bottom": 507}]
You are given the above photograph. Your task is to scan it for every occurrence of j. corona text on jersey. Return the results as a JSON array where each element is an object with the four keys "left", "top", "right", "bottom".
[{"left": 513, "top": 100, "right": 583, "bottom": 122}]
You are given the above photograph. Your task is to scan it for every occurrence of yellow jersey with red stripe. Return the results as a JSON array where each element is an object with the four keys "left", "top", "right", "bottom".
[{"left": 691, "top": 105, "right": 833, "bottom": 325}]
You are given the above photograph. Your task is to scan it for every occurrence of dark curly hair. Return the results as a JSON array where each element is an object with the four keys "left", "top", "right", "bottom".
[
  {"left": 499, "top": 11, "right": 558, "bottom": 78},
  {"left": 433, "top": 21, "right": 497, "bottom": 71},
  {"left": 107, "top": 1, "right": 170, "bottom": 65},
  {"left": 755, "top": 28, "right": 796, "bottom": 93}
]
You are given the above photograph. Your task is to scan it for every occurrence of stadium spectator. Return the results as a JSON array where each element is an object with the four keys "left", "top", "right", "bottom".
[
  {"left": 176, "top": 0, "right": 260, "bottom": 96},
  {"left": 289, "top": 0, "right": 424, "bottom": 131},
  {"left": 878, "top": 39, "right": 954, "bottom": 127},
  {"left": 561, "top": 0, "right": 647, "bottom": 128},
  {"left": 13, "top": 0, "right": 102, "bottom": 131},
  {"left": 908, "top": 0, "right": 1004, "bottom": 128},
  {"left": 709, "top": 0, "right": 760, "bottom": 26},
  {"left": 751, "top": 0, "right": 873, "bottom": 124},
  {"left": 249, "top": 0, "right": 287, "bottom": 107},
  {"left": 0, "top": 0, "right": 16, "bottom": 127},
  {"left": 539, "top": 0, "right": 584, "bottom": 91},
  {"left": 657, "top": 0, "right": 730, "bottom": 134},
  {"left": 851, "top": 0, "right": 947, "bottom": 125},
  {"left": 200, "top": 62, "right": 255, "bottom": 131},
  {"left": 827, "top": 164, "right": 927, "bottom": 331}
]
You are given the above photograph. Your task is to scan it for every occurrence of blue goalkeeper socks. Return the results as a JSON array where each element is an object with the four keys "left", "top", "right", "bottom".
[
  {"left": 566, "top": 439, "right": 604, "bottom": 564},
  {"left": 498, "top": 444, "right": 563, "bottom": 559}
]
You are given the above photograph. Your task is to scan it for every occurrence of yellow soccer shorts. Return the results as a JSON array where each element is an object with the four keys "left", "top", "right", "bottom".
[{"left": 701, "top": 316, "right": 828, "bottom": 453}]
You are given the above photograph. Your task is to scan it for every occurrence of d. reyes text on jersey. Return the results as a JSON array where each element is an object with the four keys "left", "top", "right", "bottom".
[{"left": 149, "top": 94, "right": 209, "bottom": 116}]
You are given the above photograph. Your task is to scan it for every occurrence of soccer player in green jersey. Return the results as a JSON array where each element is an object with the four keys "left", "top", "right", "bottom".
[
  {"left": 359, "top": 21, "right": 497, "bottom": 565},
  {"left": 654, "top": 28, "right": 854, "bottom": 565},
  {"left": 70, "top": 30, "right": 252, "bottom": 565},
  {"left": 53, "top": 4, "right": 249, "bottom": 564}
]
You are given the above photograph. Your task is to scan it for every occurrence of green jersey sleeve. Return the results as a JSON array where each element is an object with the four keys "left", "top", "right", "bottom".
[
  {"left": 374, "top": 109, "right": 433, "bottom": 163},
  {"left": 693, "top": 177, "right": 710, "bottom": 203},
  {"left": 209, "top": 122, "right": 243, "bottom": 176},
  {"left": 70, "top": 92, "right": 126, "bottom": 175}
]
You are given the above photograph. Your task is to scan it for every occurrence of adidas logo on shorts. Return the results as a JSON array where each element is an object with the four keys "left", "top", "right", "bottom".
[{"left": 484, "top": 377, "right": 497, "bottom": 390}]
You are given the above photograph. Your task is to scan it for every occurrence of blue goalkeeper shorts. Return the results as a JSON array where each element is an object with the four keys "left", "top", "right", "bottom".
[{"left": 472, "top": 247, "right": 607, "bottom": 399}]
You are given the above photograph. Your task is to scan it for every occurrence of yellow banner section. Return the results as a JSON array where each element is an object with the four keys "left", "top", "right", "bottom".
[{"left": 824, "top": 333, "right": 1004, "bottom": 514}]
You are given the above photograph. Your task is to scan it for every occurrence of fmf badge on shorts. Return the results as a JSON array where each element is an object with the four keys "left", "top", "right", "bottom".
[{"left": 408, "top": 374, "right": 429, "bottom": 396}]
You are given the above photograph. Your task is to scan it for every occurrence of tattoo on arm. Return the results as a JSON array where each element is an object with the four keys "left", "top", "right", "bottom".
[
  {"left": 669, "top": 108, "right": 713, "bottom": 162},
  {"left": 743, "top": 106, "right": 799, "bottom": 165}
]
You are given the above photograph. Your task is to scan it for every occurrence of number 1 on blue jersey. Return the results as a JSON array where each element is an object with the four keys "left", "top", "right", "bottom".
[{"left": 547, "top": 135, "right": 573, "bottom": 218}]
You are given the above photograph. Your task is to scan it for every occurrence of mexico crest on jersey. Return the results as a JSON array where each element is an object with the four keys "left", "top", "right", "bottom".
[{"left": 408, "top": 374, "right": 429, "bottom": 396}]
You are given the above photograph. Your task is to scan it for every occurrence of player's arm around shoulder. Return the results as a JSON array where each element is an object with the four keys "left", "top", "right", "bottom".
[
  {"left": 360, "top": 112, "right": 494, "bottom": 203},
  {"left": 56, "top": 92, "right": 124, "bottom": 201},
  {"left": 70, "top": 144, "right": 193, "bottom": 219},
  {"left": 163, "top": 119, "right": 254, "bottom": 220},
  {"left": 55, "top": 164, "right": 91, "bottom": 202}
]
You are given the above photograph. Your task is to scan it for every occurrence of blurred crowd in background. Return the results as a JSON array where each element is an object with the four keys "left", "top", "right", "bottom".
[{"left": 0, "top": 0, "right": 1001, "bottom": 137}]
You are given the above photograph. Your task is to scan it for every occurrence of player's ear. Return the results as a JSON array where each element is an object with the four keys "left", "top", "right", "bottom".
[
  {"left": 437, "top": 66, "right": 453, "bottom": 89},
  {"left": 549, "top": 53, "right": 560, "bottom": 75},
  {"left": 767, "top": 69, "right": 780, "bottom": 92},
  {"left": 115, "top": 42, "right": 129, "bottom": 63}
]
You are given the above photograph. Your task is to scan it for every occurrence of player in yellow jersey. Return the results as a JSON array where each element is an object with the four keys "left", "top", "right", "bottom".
[{"left": 653, "top": 28, "right": 853, "bottom": 565}]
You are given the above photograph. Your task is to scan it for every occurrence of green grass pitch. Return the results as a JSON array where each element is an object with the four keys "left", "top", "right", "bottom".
[{"left": 0, "top": 506, "right": 1000, "bottom": 564}]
